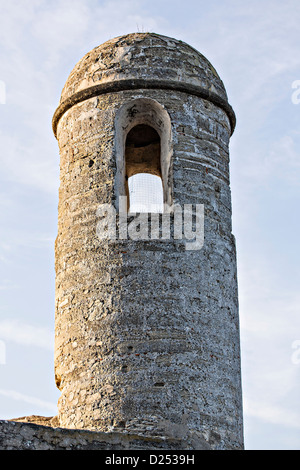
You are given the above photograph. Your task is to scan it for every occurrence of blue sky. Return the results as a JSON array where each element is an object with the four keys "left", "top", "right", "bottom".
[{"left": 0, "top": 0, "right": 300, "bottom": 450}]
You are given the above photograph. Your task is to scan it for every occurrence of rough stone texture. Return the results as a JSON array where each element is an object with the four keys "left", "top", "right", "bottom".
[
  {"left": 51, "top": 32, "right": 244, "bottom": 450},
  {"left": 0, "top": 419, "right": 210, "bottom": 450},
  {"left": 52, "top": 34, "right": 236, "bottom": 140},
  {"left": 59, "top": 33, "right": 228, "bottom": 104},
  {"left": 50, "top": 33, "right": 244, "bottom": 450},
  {"left": 2, "top": 33, "right": 243, "bottom": 451},
  {"left": 9, "top": 415, "right": 59, "bottom": 427}
]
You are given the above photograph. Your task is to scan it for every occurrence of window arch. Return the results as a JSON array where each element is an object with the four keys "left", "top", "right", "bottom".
[
  {"left": 125, "top": 123, "right": 163, "bottom": 213},
  {"left": 114, "top": 98, "right": 173, "bottom": 213}
]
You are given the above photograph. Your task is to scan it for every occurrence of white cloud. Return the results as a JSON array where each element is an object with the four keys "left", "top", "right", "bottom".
[
  {"left": 0, "top": 131, "right": 58, "bottom": 194},
  {"left": 0, "top": 280, "right": 18, "bottom": 291},
  {"left": 231, "top": 132, "right": 300, "bottom": 199},
  {"left": 238, "top": 247, "right": 300, "bottom": 439},
  {"left": 0, "top": 0, "right": 166, "bottom": 194},
  {"left": 0, "top": 389, "right": 57, "bottom": 413},
  {"left": 0, "top": 320, "right": 53, "bottom": 350},
  {"left": 0, "top": 0, "right": 43, "bottom": 48},
  {"left": 244, "top": 396, "right": 300, "bottom": 430},
  {"left": 239, "top": 258, "right": 300, "bottom": 339}
]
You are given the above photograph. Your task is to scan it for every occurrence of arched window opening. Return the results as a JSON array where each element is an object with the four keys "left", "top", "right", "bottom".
[
  {"left": 125, "top": 124, "right": 163, "bottom": 213},
  {"left": 114, "top": 98, "right": 173, "bottom": 213}
]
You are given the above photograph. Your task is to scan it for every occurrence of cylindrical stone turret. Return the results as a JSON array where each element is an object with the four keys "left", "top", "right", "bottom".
[{"left": 52, "top": 33, "right": 243, "bottom": 450}]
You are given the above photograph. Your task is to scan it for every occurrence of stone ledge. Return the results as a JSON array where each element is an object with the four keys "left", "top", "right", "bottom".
[
  {"left": 0, "top": 419, "right": 210, "bottom": 450},
  {"left": 52, "top": 78, "right": 236, "bottom": 139}
]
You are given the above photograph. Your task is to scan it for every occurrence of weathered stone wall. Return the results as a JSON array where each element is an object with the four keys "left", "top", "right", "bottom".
[
  {"left": 53, "top": 33, "right": 243, "bottom": 451},
  {"left": 57, "top": 33, "right": 228, "bottom": 105},
  {"left": 0, "top": 419, "right": 210, "bottom": 450}
]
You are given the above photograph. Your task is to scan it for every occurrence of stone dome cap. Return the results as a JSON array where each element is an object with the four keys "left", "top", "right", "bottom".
[{"left": 52, "top": 33, "right": 235, "bottom": 137}]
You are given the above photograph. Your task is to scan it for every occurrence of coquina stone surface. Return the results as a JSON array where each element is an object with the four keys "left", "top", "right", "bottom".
[
  {"left": 52, "top": 32, "right": 243, "bottom": 450},
  {"left": 0, "top": 419, "right": 209, "bottom": 450},
  {"left": 1, "top": 33, "right": 243, "bottom": 451}
]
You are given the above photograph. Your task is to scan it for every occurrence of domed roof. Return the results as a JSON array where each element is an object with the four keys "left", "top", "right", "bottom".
[
  {"left": 60, "top": 32, "right": 227, "bottom": 102},
  {"left": 53, "top": 33, "right": 235, "bottom": 136}
]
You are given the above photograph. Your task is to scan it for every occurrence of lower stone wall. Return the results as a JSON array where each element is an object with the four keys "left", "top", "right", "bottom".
[{"left": 0, "top": 419, "right": 210, "bottom": 450}]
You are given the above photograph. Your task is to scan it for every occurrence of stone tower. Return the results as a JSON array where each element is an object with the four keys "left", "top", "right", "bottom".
[{"left": 52, "top": 33, "right": 243, "bottom": 450}]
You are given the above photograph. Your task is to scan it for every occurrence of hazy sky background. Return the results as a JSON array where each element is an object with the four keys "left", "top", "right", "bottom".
[{"left": 0, "top": 0, "right": 299, "bottom": 450}]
